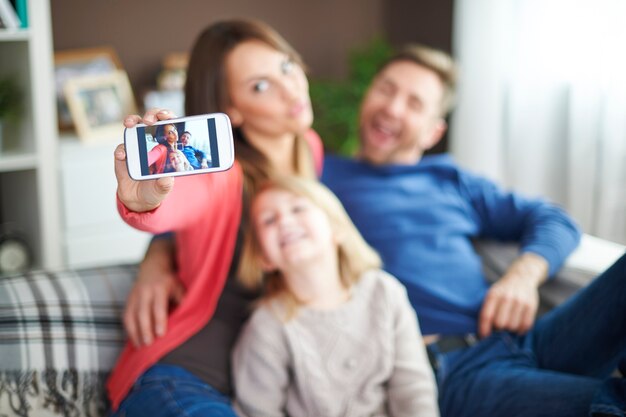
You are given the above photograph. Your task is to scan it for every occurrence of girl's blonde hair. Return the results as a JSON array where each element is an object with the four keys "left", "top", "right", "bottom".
[{"left": 239, "top": 177, "right": 382, "bottom": 318}]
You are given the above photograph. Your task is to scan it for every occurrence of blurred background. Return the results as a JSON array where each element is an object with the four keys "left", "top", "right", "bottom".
[{"left": 0, "top": 0, "right": 623, "bottom": 274}]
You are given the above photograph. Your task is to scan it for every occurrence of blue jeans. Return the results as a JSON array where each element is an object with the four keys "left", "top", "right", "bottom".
[
  {"left": 434, "top": 254, "right": 626, "bottom": 417},
  {"left": 109, "top": 364, "right": 237, "bottom": 417}
]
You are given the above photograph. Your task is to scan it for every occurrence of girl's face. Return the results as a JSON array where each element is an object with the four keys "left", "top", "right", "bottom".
[
  {"left": 225, "top": 40, "right": 313, "bottom": 138},
  {"left": 252, "top": 188, "right": 335, "bottom": 272},
  {"left": 169, "top": 152, "right": 184, "bottom": 170}
]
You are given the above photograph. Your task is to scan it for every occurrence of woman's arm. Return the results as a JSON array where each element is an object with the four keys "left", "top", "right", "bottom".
[
  {"left": 385, "top": 275, "right": 440, "bottom": 417},
  {"left": 115, "top": 143, "right": 173, "bottom": 213},
  {"left": 147, "top": 143, "right": 166, "bottom": 166}
]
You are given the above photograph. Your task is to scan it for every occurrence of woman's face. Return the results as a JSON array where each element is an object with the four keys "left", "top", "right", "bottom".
[
  {"left": 163, "top": 124, "right": 179, "bottom": 145},
  {"left": 225, "top": 40, "right": 313, "bottom": 139}
]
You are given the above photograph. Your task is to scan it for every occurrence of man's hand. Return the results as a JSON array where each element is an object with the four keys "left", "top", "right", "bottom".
[
  {"left": 123, "top": 238, "right": 185, "bottom": 348},
  {"left": 114, "top": 109, "right": 176, "bottom": 212},
  {"left": 478, "top": 252, "right": 549, "bottom": 338}
]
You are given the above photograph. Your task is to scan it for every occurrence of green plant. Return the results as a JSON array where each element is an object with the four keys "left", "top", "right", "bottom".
[
  {"left": 310, "top": 37, "right": 393, "bottom": 156},
  {"left": 0, "top": 76, "right": 23, "bottom": 122}
]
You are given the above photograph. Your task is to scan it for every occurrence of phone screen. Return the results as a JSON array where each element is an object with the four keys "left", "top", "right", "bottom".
[{"left": 137, "top": 117, "right": 221, "bottom": 175}]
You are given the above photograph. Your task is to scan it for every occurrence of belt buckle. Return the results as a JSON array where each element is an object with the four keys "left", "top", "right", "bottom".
[
  {"left": 427, "top": 333, "right": 478, "bottom": 372},
  {"left": 463, "top": 333, "right": 478, "bottom": 347}
]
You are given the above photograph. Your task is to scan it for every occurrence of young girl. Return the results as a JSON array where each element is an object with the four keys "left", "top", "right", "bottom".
[
  {"left": 166, "top": 149, "right": 194, "bottom": 172},
  {"left": 232, "top": 177, "right": 439, "bottom": 417}
]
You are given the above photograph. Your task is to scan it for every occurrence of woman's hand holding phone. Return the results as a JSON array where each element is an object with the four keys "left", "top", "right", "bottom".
[{"left": 114, "top": 109, "right": 176, "bottom": 212}]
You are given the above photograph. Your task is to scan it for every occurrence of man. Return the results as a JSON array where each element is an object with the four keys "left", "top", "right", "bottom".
[
  {"left": 179, "top": 131, "right": 210, "bottom": 169},
  {"left": 320, "top": 44, "right": 626, "bottom": 417}
]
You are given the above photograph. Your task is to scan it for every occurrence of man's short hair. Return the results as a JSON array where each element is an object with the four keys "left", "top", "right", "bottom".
[
  {"left": 182, "top": 131, "right": 192, "bottom": 136},
  {"left": 378, "top": 44, "right": 457, "bottom": 116}
]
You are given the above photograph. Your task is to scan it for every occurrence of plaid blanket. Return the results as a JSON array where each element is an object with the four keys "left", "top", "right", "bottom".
[{"left": 0, "top": 265, "right": 136, "bottom": 417}]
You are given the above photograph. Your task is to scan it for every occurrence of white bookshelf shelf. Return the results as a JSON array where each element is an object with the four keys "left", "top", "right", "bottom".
[
  {"left": 0, "top": 151, "right": 37, "bottom": 171},
  {"left": 0, "top": 29, "right": 30, "bottom": 41}
]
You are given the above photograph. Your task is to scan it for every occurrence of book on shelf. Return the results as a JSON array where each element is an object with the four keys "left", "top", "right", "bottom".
[
  {"left": 0, "top": 0, "right": 20, "bottom": 29},
  {"left": 10, "top": 0, "right": 26, "bottom": 28},
  {"left": 8, "top": 0, "right": 26, "bottom": 28}
]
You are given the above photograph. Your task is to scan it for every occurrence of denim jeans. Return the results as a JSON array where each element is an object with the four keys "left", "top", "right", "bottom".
[
  {"left": 434, "top": 253, "right": 626, "bottom": 417},
  {"left": 109, "top": 364, "right": 238, "bottom": 417}
]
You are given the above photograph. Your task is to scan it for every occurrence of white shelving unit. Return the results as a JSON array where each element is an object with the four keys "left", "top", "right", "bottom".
[
  {"left": 59, "top": 134, "right": 151, "bottom": 268},
  {"left": 0, "top": 0, "right": 63, "bottom": 270}
]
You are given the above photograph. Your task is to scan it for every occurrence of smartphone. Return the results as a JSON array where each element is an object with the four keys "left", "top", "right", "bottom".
[{"left": 124, "top": 113, "right": 234, "bottom": 180}]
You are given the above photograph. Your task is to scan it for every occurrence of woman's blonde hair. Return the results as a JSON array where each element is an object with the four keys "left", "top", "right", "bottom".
[{"left": 239, "top": 177, "right": 381, "bottom": 318}]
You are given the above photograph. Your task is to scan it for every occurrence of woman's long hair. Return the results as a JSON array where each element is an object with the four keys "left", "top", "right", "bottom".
[
  {"left": 184, "top": 19, "right": 317, "bottom": 280},
  {"left": 185, "top": 19, "right": 316, "bottom": 193}
]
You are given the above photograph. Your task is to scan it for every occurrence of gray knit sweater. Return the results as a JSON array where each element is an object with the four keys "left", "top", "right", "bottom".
[{"left": 232, "top": 269, "right": 439, "bottom": 417}]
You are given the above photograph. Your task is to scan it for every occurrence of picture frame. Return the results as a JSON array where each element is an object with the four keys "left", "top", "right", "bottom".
[
  {"left": 54, "top": 46, "right": 123, "bottom": 130},
  {"left": 64, "top": 70, "right": 136, "bottom": 142}
]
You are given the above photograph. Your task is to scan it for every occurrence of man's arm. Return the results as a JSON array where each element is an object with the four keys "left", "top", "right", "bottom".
[
  {"left": 191, "top": 148, "right": 208, "bottom": 167},
  {"left": 459, "top": 169, "right": 581, "bottom": 336},
  {"left": 479, "top": 252, "right": 548, "bottom": 337}
]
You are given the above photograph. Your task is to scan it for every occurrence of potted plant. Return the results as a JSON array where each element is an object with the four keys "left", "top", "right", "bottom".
[
  {"left": 0, "top": 76, "right": 23, "bottom": 152},
  {"left": 310, "top": 37, "right": 393, "bottom": 156}
]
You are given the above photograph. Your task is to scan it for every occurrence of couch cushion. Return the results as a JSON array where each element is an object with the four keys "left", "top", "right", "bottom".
[{"left": 0, "top": 265, "right": 136, "bottom": 416}]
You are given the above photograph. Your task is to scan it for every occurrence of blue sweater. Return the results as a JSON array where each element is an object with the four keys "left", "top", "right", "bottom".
[{"left": 322, "top": 154, "right": 581, "bottom": 335}]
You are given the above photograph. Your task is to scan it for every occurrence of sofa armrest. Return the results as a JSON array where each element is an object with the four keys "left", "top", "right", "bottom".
[{"left": 562, "top": 234, "right": 626, "bottom": 284}]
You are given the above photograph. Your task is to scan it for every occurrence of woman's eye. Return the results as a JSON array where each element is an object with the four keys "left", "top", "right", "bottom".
[
  {"left": 292, "top": 204, "right": 307, "bottom": 213},
  {"left": 260, "top": 215, "right": 276, "bottom": 226},
  {"left": 253, "top": 80, "right": 270, "bottom": 93},
  {"left": 281, "top": 59, "right": 294, "bottom": 75}
]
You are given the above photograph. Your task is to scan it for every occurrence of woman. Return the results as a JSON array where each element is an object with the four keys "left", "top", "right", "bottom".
[
  {"left": 110, "top": 19, "right": 322, "bottom": 416},
  {"left": 147, "top": 123, "right": 179, "bottom": 174}
]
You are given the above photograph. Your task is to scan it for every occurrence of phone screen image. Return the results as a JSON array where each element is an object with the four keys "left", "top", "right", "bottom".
[{"left": 137, "top": 117, "right": 221, "bottom": 176}]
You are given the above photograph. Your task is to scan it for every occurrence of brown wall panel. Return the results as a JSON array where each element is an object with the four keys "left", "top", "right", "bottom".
[
  {"left": 51, "top": 0, "right": 384, "bottom": 95},
  {"left": 383, "top": 0, "right": 454, "bottom": 52}
]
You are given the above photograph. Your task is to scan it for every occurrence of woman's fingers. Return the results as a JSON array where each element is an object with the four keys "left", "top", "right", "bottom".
[
  {"left": 123, "top": 114, "right": 142, "bottom": 128},
  {"left": 142, "top": 108, "right": 177, "bottom": 125}
]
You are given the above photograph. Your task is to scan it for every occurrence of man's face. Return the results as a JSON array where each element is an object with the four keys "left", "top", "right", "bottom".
[
  {"left": 358, "top": 61, "right": 447, "bottom": 165},
  {"left": 181, "top": 133, "right": 191, "bottom": 146}
]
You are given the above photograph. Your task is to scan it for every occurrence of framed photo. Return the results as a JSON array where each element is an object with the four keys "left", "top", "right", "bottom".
[
  {"left": 54, "top": 46, "right": 123, "bottom": 130},
  {"left": 64, "top": 70, "right": 136, "bottom": 142}
]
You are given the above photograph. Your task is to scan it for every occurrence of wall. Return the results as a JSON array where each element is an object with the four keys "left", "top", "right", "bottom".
[
  {"left": 384, "top": 0, "right": 454, "bottom": 52},
  {"left": 51, "top": 0, "right": 383, "bottom": 96},
  {"left": 51, "top": 0, "right": 454, "bottom": 150}
]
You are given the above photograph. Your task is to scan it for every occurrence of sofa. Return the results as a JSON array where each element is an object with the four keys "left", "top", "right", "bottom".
[
  {"left": 0, "top": 235, "right": 623, "bottom": 417},
  {"left": 0, "top": 264, "right": 136, "bottom": 417}
]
